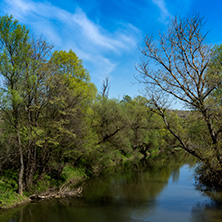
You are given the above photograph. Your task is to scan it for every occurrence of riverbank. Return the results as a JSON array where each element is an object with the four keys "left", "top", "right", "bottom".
[
  {"left": 0, "top": 166, "right": 87, "bottom": 210},
  {"left": 0, "top": 152, "right": 145, "bottom": 211},
  {"left": 0, "top": 193, "right": 30, "bottom": 210},
  {"left": 0, "top": 187, "right": 84, "bottom": 211},
  {"left": 0, "top": 182, "right": 85, "bottom": 210}
]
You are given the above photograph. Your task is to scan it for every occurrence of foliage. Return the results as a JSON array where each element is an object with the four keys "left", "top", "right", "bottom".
[{"left": 61, "top": 166, "right": 88, "bottom": 184}]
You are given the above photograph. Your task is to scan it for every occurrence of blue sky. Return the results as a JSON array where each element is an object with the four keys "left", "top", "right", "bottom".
[{"left": 0, "top": 0, "right": 222, "bottom": 100}]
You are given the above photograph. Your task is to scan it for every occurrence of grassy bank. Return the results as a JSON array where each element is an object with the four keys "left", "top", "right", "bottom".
[
  {"left": 0, "top": 166, "right": 87, "bottom": 210},
  {"left": 0, "top": 157, "right": 138, "bottom": 210},
  {"left": 0, "top": 178, "right": 30, "bottom": 210}
]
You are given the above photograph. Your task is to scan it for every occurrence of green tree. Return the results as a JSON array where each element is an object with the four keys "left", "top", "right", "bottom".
[
  {"left": 0, "top": 15, "right": 31, "bottom": 195},
  {"left": 40, "top": 50, "right": 97, "bottom": 179},
  {"left": 91, "top": 96, "right": 126, "bottom": 168}
]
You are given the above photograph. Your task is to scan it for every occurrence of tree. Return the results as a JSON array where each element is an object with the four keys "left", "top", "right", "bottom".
[
  {"left": 0, "top": 15, "right": 31, "bottom": 195},
  {"left": 0, "top": 17, "right": 55, "bottom": 193},
  {"left": 20, "top": 37, "right": 54, "bottom": 189},
  {"left": 101, "top": 77, "right": 110, "bottom": 98},
  {"left": 138, "top": 14, "right": 222, "bottom": 187},
  {"left": 40, "top": 50, "right": 97, "bottom": 179}
]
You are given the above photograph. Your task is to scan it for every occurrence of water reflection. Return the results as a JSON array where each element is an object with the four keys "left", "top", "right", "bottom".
[
  {"left": 1, "top": 152, "right": 222, "bottom": 222},
  {"left": 192, "top": 201, "right": 222, "bottom": 222}
]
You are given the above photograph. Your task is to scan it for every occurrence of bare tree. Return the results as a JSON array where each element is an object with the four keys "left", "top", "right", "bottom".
[
  {"left": 137, "top": 14, "right": 222, "bottom": 178},
  {"left": 101, "top": 77, "right": 110, "bottom": 98}
]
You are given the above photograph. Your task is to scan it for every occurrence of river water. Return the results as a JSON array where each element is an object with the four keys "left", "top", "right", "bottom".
[{"left": 1, "top": 154, "right": 222, "bottom": 222}]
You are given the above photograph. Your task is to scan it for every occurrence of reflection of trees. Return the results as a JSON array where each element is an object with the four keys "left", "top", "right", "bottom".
[
  {"left": 0, "top": 203, "right": 29, "bottom": 222},
  {"left": 191, "top": 201, "right": 222, "bottom": 222},
  {"left": 191, "top": 187, "right": 222, "bottom": 222},
  {"left": 193, "top": 169, "right": 222, "bottom": 222},
  {"left": 171, "top": 168, "right": 180, "bottom": 182},
  {"left": 82, "top": 151, "right": 197, "bottom": 217}
]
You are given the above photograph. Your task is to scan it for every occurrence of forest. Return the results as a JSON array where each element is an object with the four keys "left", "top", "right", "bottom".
[{"left": 0, "top": 13, "right": 222, "bottom": 209}]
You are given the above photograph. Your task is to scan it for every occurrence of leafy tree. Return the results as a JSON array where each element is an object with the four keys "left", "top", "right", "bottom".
[
  {"left": 0, "top": 15, "right": 32, "bottom": 195},
  {"left": 90, "top": 96, "right": 126, "bottom": 168},
  {"left": 40, "top": 50, "right": 97, "bottom": 179}
]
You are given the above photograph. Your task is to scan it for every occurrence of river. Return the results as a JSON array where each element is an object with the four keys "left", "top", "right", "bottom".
[{"left": 1, "top": 153, "right": 222, "bottom": 222}]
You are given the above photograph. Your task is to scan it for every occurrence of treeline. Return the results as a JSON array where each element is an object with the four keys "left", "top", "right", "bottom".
[{"left": 0, "top": 15, "right": 176, "bottom": 204}]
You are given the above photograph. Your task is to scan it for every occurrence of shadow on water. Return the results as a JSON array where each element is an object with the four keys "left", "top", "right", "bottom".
[{"left": 2, "top": 151, "right": 222, "bottom": 222}]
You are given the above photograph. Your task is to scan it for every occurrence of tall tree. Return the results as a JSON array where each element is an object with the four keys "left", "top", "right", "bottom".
[
  {"left": 138, "top": 14, "right": 222, "bottom": 185},
  {"left": 41, "top": 50, "right": 97, "bottom": 178},
  {"left": 0, "top": 15, "right": 31, "bottom": 195}
]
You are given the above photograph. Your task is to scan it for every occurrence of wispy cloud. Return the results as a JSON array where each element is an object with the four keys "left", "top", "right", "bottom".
[
  {"left": 152, "top": 0, "right": 171, "bottom": 22},
  {"left": 1, "top": 0, "right": 140, "bottom": 81},
  {"left": 73, "top": 8, "right": 128, "bottom": 52}
]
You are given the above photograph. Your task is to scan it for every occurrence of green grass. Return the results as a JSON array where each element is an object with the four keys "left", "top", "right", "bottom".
[
  {"left": 0, "top": 178, "right": 29, "bottom": 209},
  {"left": 0, "top": 190, "right": 28, "bottom": 209}
]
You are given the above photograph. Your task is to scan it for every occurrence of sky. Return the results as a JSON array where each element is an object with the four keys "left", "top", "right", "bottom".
[{"left": 0, "top": 0, "right": 222, "bottom": 101}]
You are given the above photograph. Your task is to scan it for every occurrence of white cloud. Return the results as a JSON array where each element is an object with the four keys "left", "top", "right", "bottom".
[
  {"left": 2, "top": 0, "right": 139, "bottom": 52},
  {"left": 73, "top": 9, "right": 121, "bottom": 52},
  {"left": 1, "top": 0, "right": 139, "bottom": 82},
  {"left": 152, "top": 0, "right": 171, "bottom": 22}
]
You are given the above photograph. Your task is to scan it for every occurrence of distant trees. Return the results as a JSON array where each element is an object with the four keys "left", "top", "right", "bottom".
[
  {"left": 138, "top": 14, "right": 222, "bottom": 187},
  {"left": 121, "top": 95, "right": 173, "bottom": 158}
]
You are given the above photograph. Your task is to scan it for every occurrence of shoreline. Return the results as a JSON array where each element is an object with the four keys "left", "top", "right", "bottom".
[
  {"left": 0, "top": 197, "right": 30, "bottom": 211},
  {"left": 0, "top": 186, "right": 83, "bottom": 211},
  {"left": 0, "top": 154, "right": 148, "bottom": 211}
]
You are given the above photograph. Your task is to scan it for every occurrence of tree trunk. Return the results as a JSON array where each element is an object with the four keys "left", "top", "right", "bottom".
[
  {"left": 17, "top": 129, "right": 24, "bottom": 196},
  {"left": 26, "top": 144, "right": 37, "bottom": 190}
]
